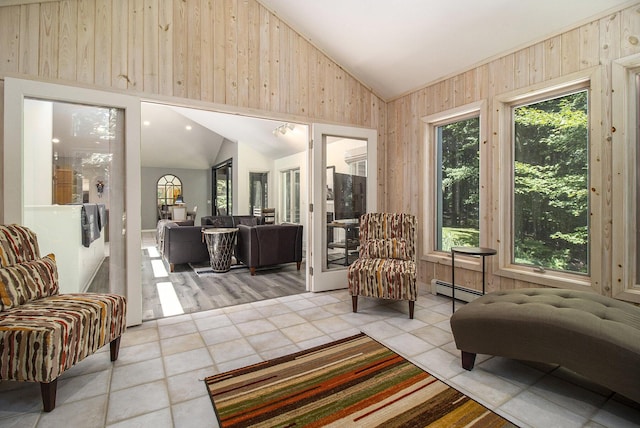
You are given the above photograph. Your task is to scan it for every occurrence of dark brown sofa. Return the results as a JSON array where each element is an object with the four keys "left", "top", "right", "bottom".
[
  {"left": 162, "top": 222, "right": 209, "bottom": 272},
  {"left": 237, "top": 224, "right": 303, "bottom": 275},
  {"left": 200, "top": 215, "right": 259, "bottom": 227}
]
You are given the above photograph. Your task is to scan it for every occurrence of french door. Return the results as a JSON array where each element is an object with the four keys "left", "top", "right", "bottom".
[
  {"left": 310, "top": 124, "right": 377, "bottom": 292},
  {"left": 4, "top": 78, "right": 142, "bottom": 326}
]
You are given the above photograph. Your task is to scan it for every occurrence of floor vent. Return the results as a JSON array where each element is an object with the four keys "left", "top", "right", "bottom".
[{"left": 430, "top": 279, "right": 483, "bottom": 303}]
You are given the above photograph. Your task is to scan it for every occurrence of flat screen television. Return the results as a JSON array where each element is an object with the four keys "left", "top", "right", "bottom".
[{"left": 333, "top": 172, "right": 366, "bottom": 221}]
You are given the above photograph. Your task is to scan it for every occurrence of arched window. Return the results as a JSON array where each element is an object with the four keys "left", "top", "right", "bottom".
[{"left": 157, "top": 174, "right": 182, "bottom": 207}]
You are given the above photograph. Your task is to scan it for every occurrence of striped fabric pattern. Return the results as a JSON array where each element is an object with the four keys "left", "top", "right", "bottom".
[
  {"left": 0, "top": 293, "right": 127, "bottom": 383},
  {"left": 348, "top": 213, "right": 417, "bottom": 302},
  {"left": 0, "top": 254, "right": 59, "bottom": 311},
  {"left": 348, "top": 257, "right": 417, "bottom": 300},
  {"left": 359, "top": 213, "right": 416, "bottom": 260},
  {"left": 206, "top": 333, "right": 515, "bottom": 428},
  {"left": 364, "top": 238, "right": 410, "bottom": 260},
  {"left": 0, "top": 224, "right": 41, "bottom": 268},
  {"left": 0, "top": 224, "right": 127, "bottom": 388}
]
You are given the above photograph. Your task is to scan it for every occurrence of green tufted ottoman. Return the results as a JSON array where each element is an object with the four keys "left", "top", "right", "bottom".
[{"left": 450, "top": 288, "right": 640, "bottom": 403}]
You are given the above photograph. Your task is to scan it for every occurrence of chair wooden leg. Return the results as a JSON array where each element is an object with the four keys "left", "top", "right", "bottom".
[
  {"left": 351, "top": 296, "right": 358, "bottom": 313},
  {"left": 296, "top": 261, "right": 301, "bottom": 271},
  {"left": 110, "top": 336, "right": 122, "bottom": 362},
  {"left": 250, "top": 267, "right": 256, "bottom": 276},
  {"left": 461, "top": 351, "right": 477, "bottom": 370},
  {"left": 408, "top": 300, "right": 415, "bottom": 319},
  {"left": 41, "top": 379, "right": 57, "bottom": 412}
]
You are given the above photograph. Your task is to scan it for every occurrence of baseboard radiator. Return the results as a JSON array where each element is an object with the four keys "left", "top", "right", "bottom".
[{"left": 430, "top": 279, "right": 483, "bottom": 303}]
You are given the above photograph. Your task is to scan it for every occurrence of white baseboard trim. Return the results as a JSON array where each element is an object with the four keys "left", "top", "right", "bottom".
[{"left": 430, "top": 279, "right": 483, "bottom": 303}]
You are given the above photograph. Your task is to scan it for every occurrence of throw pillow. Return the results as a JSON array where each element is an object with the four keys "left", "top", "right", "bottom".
[
  {"left": 365, "top": 239, "right": 410, "bottom": 260},
  {"left": 0, "top": 254, "right": 59, "bottom": 312},
  {"left": 0, "top": 224, "right": 41, "bottom": 267}
]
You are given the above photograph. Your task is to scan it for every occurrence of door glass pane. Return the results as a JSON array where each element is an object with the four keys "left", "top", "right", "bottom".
[
  {"left": 22, "top": 98, "right": 125, "bottom": 295},
  {"left": 213, "top": 160, "right": 232, "bottom": 215},
  {"left": 281, "top": 168, "right": 301, "bottom": 223},
  {"left": 293, "top": 169, "right": 300, "bottom": 223},
  {"left": 249, "top": 172, "right": 268, "bottom": 215},
  {"left": 325, "top": 137, "right": 367, "bottom": 270}
]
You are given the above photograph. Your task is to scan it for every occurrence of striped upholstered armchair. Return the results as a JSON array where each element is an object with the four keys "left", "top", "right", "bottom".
[
  {"left": 347, "top": 213, "right": 417, "bottom": 318},
  {"left": 0, "top": 225, "right": 127, "bottom": 411}
]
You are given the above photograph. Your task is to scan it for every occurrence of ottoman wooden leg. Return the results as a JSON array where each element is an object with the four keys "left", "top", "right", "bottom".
[
  {"left": 351, "top": 296, "right": 358, "bottom": 313},
  {"left": 409, "top": 301, "right": 415, "bottom": 319},
  {"left": 41, "top": 379, "right": 57, "bottom": 412},
  {"left": 110, "top": 336, "right": 122, "bottom": 362},
  {"left": 461, "top": 351, "right": 477, "bottom": 370}
]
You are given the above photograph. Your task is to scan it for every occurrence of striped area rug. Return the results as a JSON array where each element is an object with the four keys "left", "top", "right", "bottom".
[{"left": 205, "top": 333, "right": 517, "bottom": 427}]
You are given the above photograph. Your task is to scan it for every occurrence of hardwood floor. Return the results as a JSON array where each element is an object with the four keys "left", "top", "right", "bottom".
[{"left": 89, "top": 231, "right": 307, "bottom": 321}]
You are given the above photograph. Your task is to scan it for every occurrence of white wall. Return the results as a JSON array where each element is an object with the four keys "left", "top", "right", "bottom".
[
  {"left": 24, "top": 205, "right": 105, "bottom": 293},
  {"left": 141, "top": 167, "right": 209, "bottom": 229},
  {"left": 23, "top": 99, "right": 53, "bottom": 205}
]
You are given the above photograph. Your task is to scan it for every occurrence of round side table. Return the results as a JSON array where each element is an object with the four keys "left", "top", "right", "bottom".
[
  {"left": 450, "top": 246, "right": 497, "bottom": 312},
  {"left": 202, "top": 228, "right": 238, "bottom": 273}
]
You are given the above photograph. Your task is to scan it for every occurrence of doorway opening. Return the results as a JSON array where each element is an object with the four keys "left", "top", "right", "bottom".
[{"left": 139, "top": 102, "right": 310, "bottom": 320}]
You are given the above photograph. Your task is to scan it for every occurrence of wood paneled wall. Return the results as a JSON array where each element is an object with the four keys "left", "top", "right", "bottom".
[
  {"left": 387, "top": 4, "right": 640, "bottom": 297},
  {"left": 0, "top": 0, "right": 387, "bottom": 206},
  {"left": 2, "top": 0, "right": 639, "bottom": 299},
  {"left": 0, "top": 0, "right": 384, "bottom": 123}
]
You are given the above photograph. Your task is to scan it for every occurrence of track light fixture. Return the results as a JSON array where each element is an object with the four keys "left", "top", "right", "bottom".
[{"left": 273, "top": 123, "right": 296, "bottom": 136}]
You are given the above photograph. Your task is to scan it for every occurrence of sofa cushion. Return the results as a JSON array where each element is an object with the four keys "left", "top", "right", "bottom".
[
  {"left": 347, "top": 257, "right": 416, "bottom": 300},
  {"left": 0, "top": 254, "right": 59, "bottom": 312},
  {"left": 201, "top": 216, "right": 234, "bottom": 227},
  {"left": 0, "top": 224, "right": 41, "bottom": 267},
  {"left": 364, "top": 238, "right": 410, "bottom": 260},
  {"left": 235, "top": 216, "right": 258, "bottom": 226},
  {"left": 0, "top": 292, "right": 127, "bottom": 383}
]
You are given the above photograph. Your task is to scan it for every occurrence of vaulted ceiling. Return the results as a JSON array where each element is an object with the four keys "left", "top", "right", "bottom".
[{"left": 258, "top": 0, "right": 632, "bottom": 100}]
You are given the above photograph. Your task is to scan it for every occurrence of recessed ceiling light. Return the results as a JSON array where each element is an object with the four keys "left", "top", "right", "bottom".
[
  {"left": 185, "top": 125, "right": 192, "bottom": 131},
  {"left": 143, "top": 120, "right": 150, "bottom": 126},
  {"left": 52, "top": 138, "right": 60, "bottom": 143}
]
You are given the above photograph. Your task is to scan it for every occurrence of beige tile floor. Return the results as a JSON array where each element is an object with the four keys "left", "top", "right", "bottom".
[{"left": 1, "top": 290, "right": 639, "bottom": 427}]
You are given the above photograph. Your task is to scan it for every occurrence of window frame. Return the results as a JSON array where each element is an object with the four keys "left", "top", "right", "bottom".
[
  {"left": 612, "top": 53, "right": 640, "bottom": 303},
  {"left": 495, "top": 68, "right": 602, "bottom": 292},
  {"left": 421, "top": 100, "right": 487, "bottom": 271},
  {"left": 157, "top": 174, "right": 182, "bottom": 207}
]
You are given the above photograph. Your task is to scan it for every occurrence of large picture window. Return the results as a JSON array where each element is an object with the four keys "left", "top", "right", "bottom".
[
  {"left": 497, "top": 69, "right": 601, "bottom": 290},
  {"left": 422, "top": 101, "right": 486, "bottom": 263},
  {"left": 612, "top": 56, "right": 640, "bottom": 301},
  {"left": 436, "top": 116, "right": 480, "bottom": 252},
  {"left": 512, "top": 89, "right": 589, "bottom": 274}
]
